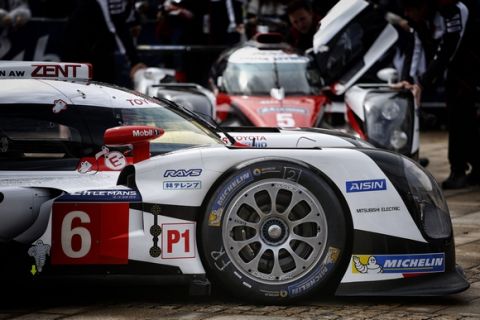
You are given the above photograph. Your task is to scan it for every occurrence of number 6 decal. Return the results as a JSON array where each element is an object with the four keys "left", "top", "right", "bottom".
[
  {"left": 52, "top": 202, "right": 129, "bottom": 265},
  {"left": 61, "top": 211, "right": 92, "bottom": 258}
]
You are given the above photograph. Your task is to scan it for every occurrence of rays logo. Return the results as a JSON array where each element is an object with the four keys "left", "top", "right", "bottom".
[
  {"left": 164, "top": 169, "right": 202, "bottom": 177},
  {"left": 346, "top": 179, "right": 386, "bottom": 193}
]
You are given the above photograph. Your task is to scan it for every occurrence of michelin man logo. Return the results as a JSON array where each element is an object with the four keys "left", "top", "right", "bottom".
[
  {"left": 52, "top": 99, "right": 68, "bottom": 113},
  {"left": 353, "top": 255, "right": 383, "bottom": 274},
  {"left": 28, "top": 240, "right": 51, "bottom": 274}
]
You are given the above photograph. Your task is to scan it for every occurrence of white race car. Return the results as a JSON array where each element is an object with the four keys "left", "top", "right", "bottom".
[{"left": 0, "top": 61, "right": 468, "bottom": 303}]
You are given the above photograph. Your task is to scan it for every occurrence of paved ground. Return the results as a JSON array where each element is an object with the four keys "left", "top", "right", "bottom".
[{"left": 1, "top": 130, "right": 479, "bottom": 320}]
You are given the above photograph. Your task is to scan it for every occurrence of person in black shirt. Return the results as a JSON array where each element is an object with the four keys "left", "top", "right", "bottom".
[
  {"left": 61, "top": 0, "right": 146, "bottom": 85},
  {"left": 421, "top": 0, "right": 480, "bottom": 189},
  {"left": 396, "top": 0, "right": 480, "bottom": 188}
]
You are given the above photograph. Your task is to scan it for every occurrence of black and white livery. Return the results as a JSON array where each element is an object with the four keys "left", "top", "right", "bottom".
[{"left": 0, "top": 61, "right": 469, "bottom": 303}]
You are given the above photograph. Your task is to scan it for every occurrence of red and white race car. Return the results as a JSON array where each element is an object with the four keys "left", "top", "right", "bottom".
[
  {"left": 210, "top": 33, "right": 328, "bottom": 127},
  {"left": 0, "top": 61, "right": 469, "bottom": 303}
]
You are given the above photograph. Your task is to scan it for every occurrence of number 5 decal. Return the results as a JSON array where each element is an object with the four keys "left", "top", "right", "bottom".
[
  {"left": 276, "top": 113, "right": 295, "bottom": 127},
  {"left": 52, "top": 202, "right": 129, "bottom": 265},
  {"left": 61, "top": 211, "right": 91, "bottom": 258}
]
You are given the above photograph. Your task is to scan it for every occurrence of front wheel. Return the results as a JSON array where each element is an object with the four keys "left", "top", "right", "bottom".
[{"left": 200, "top": 160, "right": 349, "bottom": 303}]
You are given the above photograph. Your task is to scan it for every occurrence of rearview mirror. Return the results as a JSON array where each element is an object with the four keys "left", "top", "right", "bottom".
[
  {"left": 104, "top": 126, "right": 164, "bottom": 163},
  {"left": 377, "top": 68, "right": 398, "bottom": 84}
]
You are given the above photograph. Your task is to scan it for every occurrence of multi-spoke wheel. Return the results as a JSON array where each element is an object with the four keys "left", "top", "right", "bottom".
[{"left": 201, "top": 160, "right": 349, "bottom": 303}]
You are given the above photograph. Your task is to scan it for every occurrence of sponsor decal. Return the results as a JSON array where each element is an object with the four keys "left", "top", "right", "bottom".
[
  {"left": 287, "top": 246, "right": 339, "bottom": 297},
  {"left": 104, "top": 151, "right": 127, "bottom": 170},
  {"left": 260, "top": 289, "right": 289, "bottom": 298},
  {"left": 132, "top": 128, "right": 160, "bottom": 137},
  {"left": 161, "top": 223, "right": 196, "bottom": 259},
  {"left": 95, "top": 146, "right": 110, "bottom": 159},
  {"left": 258, "top": 106, "right": 308, "bottom": 115},
  {"left": 31, "top": 63, "right": 82, "bottom": 78},
  {"left": 253, "top": 166, "right": 281, "bottom": 176},
  {"left": 229, "top": 48, "right": 309, "bottom": 63},
  {"left": 52, "top": 99, "right": 67, "bottom": 113},
  {"left": 164, "top": 169, "right": 202, "bottom": 178},
  {"left": 57, "top": 189, "right": 141, "bottom": 202},
  {"left": 163, "top": 181, "right": 201, "bottom": 190},
  {"left": 355, "top": 206, "right": 400, "bottom": 213},
  {"left": 77, "top": 160, "right": 93, "bottom": 173},
  {"left": 325, "top": 247, "right": 340, "bottom": 265},
  {"left": 83, "top": 146, "right": 129, "bottom": 172},
  {"left": 346, "top": 179, "right": 387, "bottom": 193},
  {"left": 352, "top": 253, "right": 445, "bottom": 274},
  {"left": 0, "top": 69, "right": 25, "bottom": 77},
  {"left": 149, "top": 205, "right": 162, "bottom": 258},
  {"left": 28, "top": 240, "right": 51, "bottom": 275},
  {"left": 126, "top": 97, "right": 155, "bottom": 106},
  {"left": 208, "top": 170, "right": 253, "bottom": 226},
  {"left": 229, "top": 135, "right": 268, "bottom": 148}
]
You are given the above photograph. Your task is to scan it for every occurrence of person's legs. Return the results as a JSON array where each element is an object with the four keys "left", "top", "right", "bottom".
[{"left": 442, "top": 71, "right": 479, "bottom": 188}]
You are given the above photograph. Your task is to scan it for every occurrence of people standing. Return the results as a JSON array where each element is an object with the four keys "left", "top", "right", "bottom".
[
  {"left": 422, "top": 0, "right": 480, "bottom": 188},
  {"left": 61, "top": 0, "right": 146, "bottom": 85},
  {"left": 393, "top": 0, "right": 479, "bottom": 188},
  {"left": 208, "top": 0, "right": 245, "bottom": 45}
]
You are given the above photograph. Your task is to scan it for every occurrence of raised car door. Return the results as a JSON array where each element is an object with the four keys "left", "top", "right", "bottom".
[{"left": 312, "top": 0, "right": 399, "bottom": 95}]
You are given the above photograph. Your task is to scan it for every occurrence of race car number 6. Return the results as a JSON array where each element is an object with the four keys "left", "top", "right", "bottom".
[{"left": 61, "top": 211, "right": 92, "bottom": 258}]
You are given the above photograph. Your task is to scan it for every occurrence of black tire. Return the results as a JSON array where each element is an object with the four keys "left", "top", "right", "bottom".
[{"left": 200, "top": 159, "right": 349, "bottom": 303}]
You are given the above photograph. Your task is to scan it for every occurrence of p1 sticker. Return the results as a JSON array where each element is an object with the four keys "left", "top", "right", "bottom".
[{"left": 161, "top": 223, "right": 195, "bottom": 259}]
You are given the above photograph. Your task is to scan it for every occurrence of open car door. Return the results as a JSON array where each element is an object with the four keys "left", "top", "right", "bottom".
[{"left": 312, "top": 0, "right": 398, "bottom": 95}]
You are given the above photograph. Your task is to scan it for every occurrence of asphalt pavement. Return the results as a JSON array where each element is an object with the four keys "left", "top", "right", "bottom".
[{"left": 1, "top": 129, "right": 479, "bottom": 320}]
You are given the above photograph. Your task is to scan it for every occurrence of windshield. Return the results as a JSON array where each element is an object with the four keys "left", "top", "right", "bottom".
[
  {"left": 118, "top": 107, "right": 222, "bottom": 153},
  {"left": 0, "top": 103, "right": 222, "bottom": 170},
  {"left": 222, "top": 50, "right": 321, "bottom": 96}
]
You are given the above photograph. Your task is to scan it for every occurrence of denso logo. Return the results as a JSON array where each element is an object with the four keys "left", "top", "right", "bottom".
[
  {"left": 346, "top": 179, "right": 386, "bottom": 193},
  {"left": 132, "top": 129, "right": 158, "bottom": 137},
  {"left": 164, "top": 169, "right": 202, "bottom": 177}
]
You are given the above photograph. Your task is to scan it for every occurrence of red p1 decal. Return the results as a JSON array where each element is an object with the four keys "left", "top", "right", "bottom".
[{"left": 161, "top": 223, "right": 195, "bottom": 259}]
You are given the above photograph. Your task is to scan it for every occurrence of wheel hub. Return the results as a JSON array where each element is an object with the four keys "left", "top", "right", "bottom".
[{"left": 261, "top": 218, "right": 288, "bottom": 245}]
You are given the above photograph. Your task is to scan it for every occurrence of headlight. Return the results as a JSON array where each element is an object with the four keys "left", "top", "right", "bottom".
[
  {"left": 390, "top": 129, "right": 408, "bottom": 149},
  {"left": 362, "top": 149, "right": 453, "bottom": 240},
  {"left": 381, "top": 100, "right": 400, "bottom": 120},
  {"left": 402, "top": 157, "right": 452, "bottom": 239},
  {"left": 364, "top": 90, "right": 414, "bottom": 155}
]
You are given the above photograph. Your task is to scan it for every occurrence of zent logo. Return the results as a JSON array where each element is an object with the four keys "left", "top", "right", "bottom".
[
  {"left": 164, "top": 169, "right": 202, "bottom": 177},
  {"left": 346, "top": 179, "right": 386, "bottom": 193},
  {"left": 161, "top": 223, "right": 196, "bottom": 259},
  {"left": 32, "top": 64, "right": 81, "bottom": 78}
]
